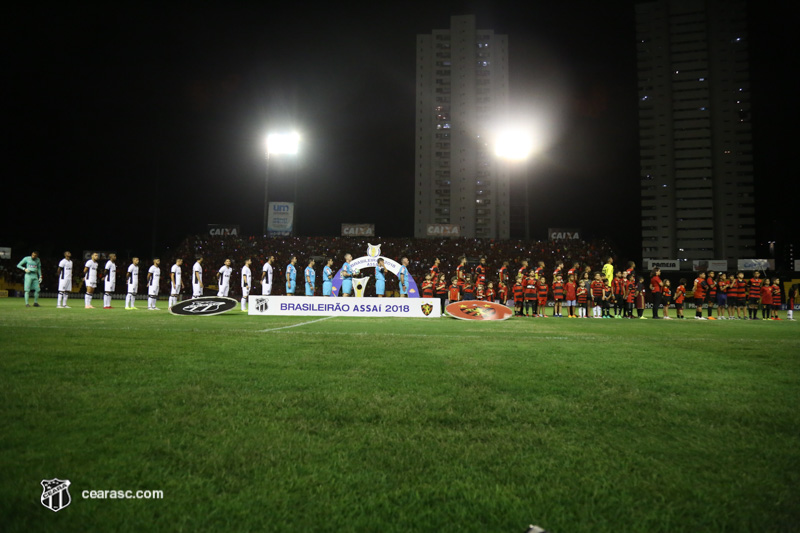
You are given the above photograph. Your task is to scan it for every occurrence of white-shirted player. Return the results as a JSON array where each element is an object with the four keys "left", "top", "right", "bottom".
[
  {"left": 125, "top": 257, "right": 140, "bottom": 309},
  {"left": 170, "top": 258, "right": 184, "bottom": 308},
  {"left": 192, "top": 256, "right": 204, "bottom": 298},
  {"left": 102, "top": 253, "right": 117, "bottom": 309},
  {"left": 147, "top": 258, "right": 162, "bottom": 310},
  {"left": 56, "top": 250, "right": 73, "bottom": 308},
  {"left": 83, "top": 252, "right": 100, "bottom": 309},
  {"left": 261, "top": 255, "right": 275, "bottom": 295},
  {"left": 217, "top": 259, "right": 233, "bottom": 297},
  {"left": 241, "top": 257, "right": 252, "bottom": 311}
]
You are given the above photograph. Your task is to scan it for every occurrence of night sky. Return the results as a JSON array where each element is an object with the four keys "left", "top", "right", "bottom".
[{"left": 5, "top": 1, "right": 796, "bottom": 262}]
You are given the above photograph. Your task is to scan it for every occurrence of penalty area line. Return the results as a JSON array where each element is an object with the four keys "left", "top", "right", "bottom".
[{"left": 260, "top": 316, "right": 335, "bottom": 333}]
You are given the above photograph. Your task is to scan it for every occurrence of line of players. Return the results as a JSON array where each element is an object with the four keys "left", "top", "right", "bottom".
[
  {"left": 421, "top": 257, "right": 796, "bottom": 321},
  {"left": 52, "top": 252, "right": 414, "bottom": 311}
]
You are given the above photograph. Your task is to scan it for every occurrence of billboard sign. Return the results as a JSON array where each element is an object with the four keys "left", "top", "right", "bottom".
[
  {"left": 341, "top": 223, "right": 375, "bottom": 237},
  {"left": 248, "top": 296, "right": 440, "bottom": 318},
  {"left": 82, "top": 251, "right": 116, "bottom": 261},
  {"left": 208, "top": 224, "right": 240, "bottom": 237},
  {"left": 548, "top": 228, "right": 581, "bottom": 241},
  {"left": 643, "top": 259, "right": 680, "bottom": 271},
  {"left": 692, "top": 260, "right": 728, "bottom": 272},
  {"left": 737, "top": 259, "right": 774, "bottom": 271},
  {"left": 426, "top": 224, "right": 460, "bottom": 237},
  {"left": 267, "top": 202, "right": 294, "bottom": 236}
]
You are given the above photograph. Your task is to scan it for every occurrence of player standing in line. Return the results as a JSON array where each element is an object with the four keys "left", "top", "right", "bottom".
[
  {"left": 786, "top": 284, "right": 798, "bottom": 321},
  {"left": 747, "top": 271, "right": 763, "bottom": 320},
  {"left": 398, "top": 257, "right": 410, "bottom": 297},
  {"left": 568, "top": 262, "right": 581, "bottom": 279},
  {"left": 552, "top": 261, "right": 564, "bottom": 282},
  {"left": 56, "top": 251, "right": 73, "bottom": 308},
  {"left": 241, "top": 258, "right": 252, "bottom": 311},
  {"left": 674, "top": 279, "right": 687, "bottom": 319},
  {"left": 217, "top": 259, "right": 233, "bottom": 297},
  {"left": 102, "top": 253, "right": 117, "bottom": 309},
  {"left": 304, "top": 259, "right": 316, "bottom": 296},
  {"left": 125, "top": 257, "right": 140, "bottom": 309},
  {"left": 340, "top": 254, "right": 353, "bottom": 297},
  {"left": 461, "top": 273, "right": 475, "bottom": 301},
  {"left": 517, "top": 259, "right": 529, "bottom": 279},
  {"left": 715, "top": 273, "right": 728, "bottom": 319},
  {"left": 650, "top": 267, "right": 664, "bottom": 319},
  {"left": 475, "top": 280, "right": 485, "bottom": 301},
  {"left": 261, "top": 255, "right": 275, "bottom": 295},
  {"left": 623, "top": 277, "right": 635, "bottom": 319},
  {"left": 692, "top": 272, "right": 707, "bottom": 320},
  {"left": 323, "top": 258, "right": 334, "bottom": 296},
  {"left": 552, "top": 274, "right": 564, "bottom": 317},
  {"left": 602, "top": 278, "right": 614, "bottom": 318},
  {"left": 169, "top": 258, "right": 184, "bottom": 308},
  {"left": 456, "top": 256, "right": 468, "bottom": 290},
  {"left": 612, "top": 271, "right": 625, "bottom": 318},
  {"left": 285, "top": 256, "right": 298, "bottom": 295},
  {"left": 485, "top": 282, "right": 495, "bottom": 304},
  {"left": 635, "top": 276, "right": 647, "bottom": 319},
  {"left": 497, "top": 276, "right": 509, "bottom": 307},
  {"left": 771, "top": 278, "right": 783, "bottom": 320},
  {"left": 475, "top": 257, "right": 487, "bottom": 289},
  {"left": 17, "top": 250, "right": 43, "bottom": 307},
  {"left": 192, "top": 256, "right": 204, "bottom": 298},
  {"left": 83, "top": 252, "right": 100, "bottom": 309},
  {"left": 147, "top": 258, "right": 162, "bottom": 310},
  {"left": 430, "top": 257, "right": 440, "bottom": 281},
  {"left": 662, "top": 279, "right": 673, "bottom": 319},
  {"left": 436, "top": 273, "right": 448, "bottom": 310},
  {"left": 534, "top": 261, "right": 545, "bottom": 280},
  {"left": 374, "top": 258, "right": 386, "bottom": 297},
  {"left": 705, "top": 271, "right": 717, "bottom": 320},
  {"left": 498, "top": 260, "right": 510, "bottom": 288}
]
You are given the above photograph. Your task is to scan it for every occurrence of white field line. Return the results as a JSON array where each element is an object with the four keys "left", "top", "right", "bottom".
[{"left": 259, "top": 316, "right": 335, "bottom": 332}]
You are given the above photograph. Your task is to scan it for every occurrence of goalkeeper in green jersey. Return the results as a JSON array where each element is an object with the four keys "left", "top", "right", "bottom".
[{"left": 17, "top": 251, "right": 43, "bottom": 307}]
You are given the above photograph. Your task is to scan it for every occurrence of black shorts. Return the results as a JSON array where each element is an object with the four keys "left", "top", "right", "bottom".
[
  {"left": 694, "top": 298, "right": 704, "bottom": 308},
  {"left": 675, "top": 302, "right": 684, "bottom": 310},
  {"left": 748, "top": 297, "right": 760, "bottom": 306}
]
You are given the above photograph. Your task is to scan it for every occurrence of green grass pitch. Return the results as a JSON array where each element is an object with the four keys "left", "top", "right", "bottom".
[{"left": 1, "top": 297, "right": 798, "bottom": 532}]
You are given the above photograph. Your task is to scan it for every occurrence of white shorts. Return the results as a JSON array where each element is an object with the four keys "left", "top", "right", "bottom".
[
  {"left": 104, "top": 280, "right": 116, "bottom": 293},
  {"left": 58, "top": 279, "right": 72, "bottom": 292},
  {"left": 171, "top": 284, "right": 181, "bottom": 296},
  {"left": 148, "top": 285, "right": 159, "bottom": 297},
  {"left": 86, "top": 280, "right": 97, "bottom": 289},
  {"left": 217, "top": 284, "right": 230, "bottom": 297},
  {"left": 192, "top": 284, "right": 203, "bottom": 298},
  {"left": 242, "top": 286, "right": 250, "bottom": 298},
  {"left": 262, "top": 282, "right": 272, "bottom": 295},
  {"left": 128, "top": 282, "right": 138, "bottom": 294}
]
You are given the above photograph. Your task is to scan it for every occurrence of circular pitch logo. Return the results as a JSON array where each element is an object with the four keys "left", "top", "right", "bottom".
[
  {"left": 445, "top": 301, "right": 513, "bottom": 321},
  {"left": 169, "top": 297, "right": 238, "bottom": 316}
]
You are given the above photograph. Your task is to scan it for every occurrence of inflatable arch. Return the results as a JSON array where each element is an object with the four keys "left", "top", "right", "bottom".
[{"left": 330, "top": 243, "right": 420, "bottom": 297}]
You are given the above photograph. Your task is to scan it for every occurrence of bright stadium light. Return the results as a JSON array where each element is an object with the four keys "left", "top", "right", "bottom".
[
  {"left": 263, "top": 131, "right": 301, "bottom": 235},
  {"left": 266, "top": 132, "right": 300, "bottom": 155},
  {"left": 494, "top": 129, "right": 537, "bottom": 160}
]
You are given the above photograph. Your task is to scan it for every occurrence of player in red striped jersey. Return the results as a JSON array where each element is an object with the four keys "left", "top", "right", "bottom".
[
  {"left": 760, "top": 279, "right": 772, "bottom": 319},
  {"left": 430, "top": 257, "right": 440, "bottom": 281},
  {"left": 770, "top": 278, "right": 781, "bottom": 320},
  {"left": 537, "top": 277, "right": 549, "bottom": 317},
  {"left": 456, "top": 256, "right": 467, "bottom": 291},
  {"left": 498, "top": 261, "right": 509, "bottom": 287},
  {"left": 705, "top": 271, "right": 717, "bottom": 319},
  {"left": 513, "top": 275, "right": 525, "bottom": 316},
  {"left": 485, "top": 282, "right": 496, "bottom": 303},
  {"left": 692, "top": 272, "right": 707, "bottom": 320},
  {"left": 524, "top": 271, "right": 537, "bottom": 317},
  {"left": 565, "top": 274, "right": 578, "bottom": 318},
  {"left": 590, "top": 272, "right": 605, "bottom": 318},
  {"left": 747, "top": 271, "right": 763, "bottom": 320},
  {"left": 662, "top": 279, "right": 672, "bottom": 319},
  {"left": 421, "top": 273, "right": 434, "bottom": 299},
  {"left": 674, "top": 279, "right": 686, "bottom": 319},
  {"left": 447, "top": 276, "right": 461, "bottom": 304},
  {"left": 577, "top": 280, "right": 589, "bottom": 318},
  {"left": 612, "top": 271, "right": 625, "bottom": 318}
]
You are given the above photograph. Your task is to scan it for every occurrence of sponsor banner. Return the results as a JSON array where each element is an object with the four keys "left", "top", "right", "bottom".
[
  {"left": 267, "top": 202, "right": 294, "bottom": 236},
  {"left": 208, "top": 224, "right": 240, "bottom": 237},
  {"left": 0, "top": 247, "right": 10, "bottom": 259},
  {"left": 169, "top": 297, "right": 238, "bottom": 316},
  {"left": 737, "top": 259, "right": 774, "bottom": 271},
  {"left": 426, "top": 224, "right": 460, "bottom": 237},
  {"left": 341, "top": 223, "right": 375, "bottom": 237},
  {"left": 248, "top": 296, "right": 441, "bottom": 318},
  {"left": 795, "top": 260, "right": 800, "bottom": 272},
  {"left": 692, "top": 260, "right": 728, "bottom": 272},
  {"left": 643, "top": 259, "right": 680, "bottom": 271},
  {"left": 82, "top": 250, "right": 116, "bottom": 261},
  {"left": 446, "top": 301, "right": 513, "bottom": 321},
  {"left": 548, "top": 228, "right": 581, "bottom": 241}
]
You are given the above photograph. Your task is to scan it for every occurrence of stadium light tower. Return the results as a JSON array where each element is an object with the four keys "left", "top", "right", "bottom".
[
  {"left": 263, "top": 132, "right": 300, "bottom": 236},
  {"left": 494, "top": 128, "right": 537, "bottom": 240}
]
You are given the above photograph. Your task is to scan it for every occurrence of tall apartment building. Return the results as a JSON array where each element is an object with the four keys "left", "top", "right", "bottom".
[
  {"left": 414, "top": 15, "right": 510, "bottom": 239},
  {"left": 637, "top": 0, "right": 755, "bottom": 261}
]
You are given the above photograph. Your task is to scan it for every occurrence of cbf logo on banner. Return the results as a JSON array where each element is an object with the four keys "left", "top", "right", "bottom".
[{"left": 267, "top": 202, "right": 294, "bottom": 236}]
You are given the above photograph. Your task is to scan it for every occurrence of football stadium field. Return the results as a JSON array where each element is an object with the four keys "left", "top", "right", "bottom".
[{"left": 1, "top": 298, "right": 798, "bottom": 532}]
